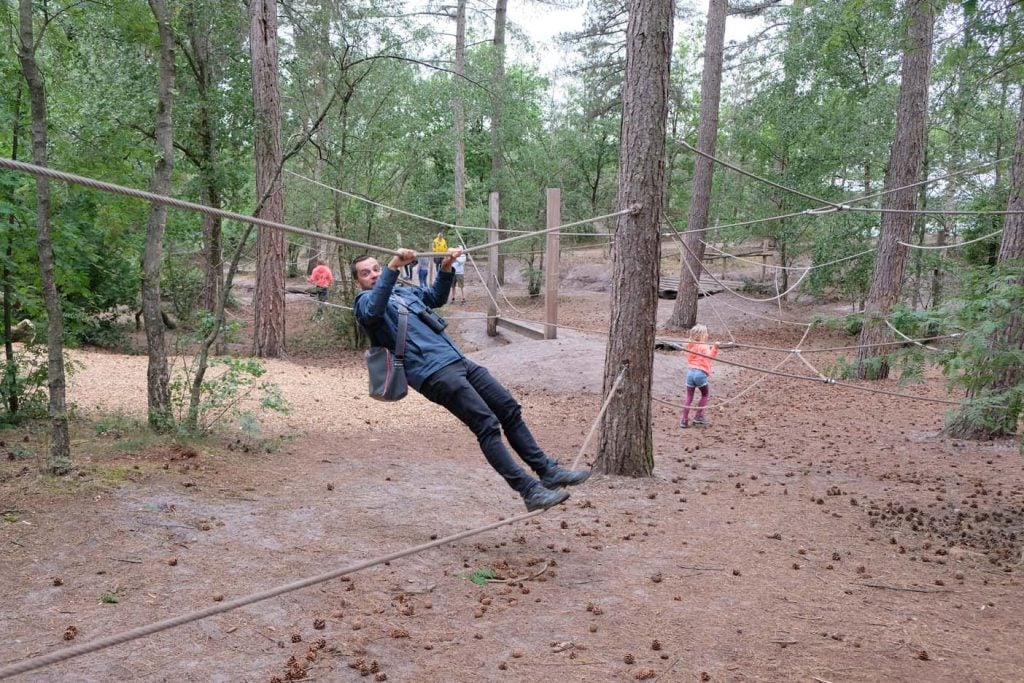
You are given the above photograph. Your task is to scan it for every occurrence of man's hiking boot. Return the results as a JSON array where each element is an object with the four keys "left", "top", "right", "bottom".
[
  {"left": 541, "top": 466, "right": 591, "bottom": 489},
  {"left": 522, "top": 485, "right": 570, "bottom": 512}
]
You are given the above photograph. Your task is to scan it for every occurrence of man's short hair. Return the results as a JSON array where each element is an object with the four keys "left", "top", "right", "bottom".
[{"left": 350, "top": 254, "right": 373, "bottom": 278}]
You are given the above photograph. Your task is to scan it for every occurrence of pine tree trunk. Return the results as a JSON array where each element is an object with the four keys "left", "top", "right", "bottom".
[
  {"left": 491, "top": 0, "right": 507, "bottom": 284},
  {"left": 667, "top": 0, "right": 726, "bottom": 330},
  {"left": 3, "top": 87, "right": 22, "bottom": 416},
  {"left": 184, "top": 3, "right": 224, "bottom": 320},
  {"left": 855, "top": 0, "right": 934, "bottom": 379},
  {"left": 595, "top": 0, "right": 674, "bottom": 477},
  {"left": 453, "top": 0, "right": 467, "bottom": 223},
  {"left": 249, "top": 0, "right": 286, "bottom": 357},
  {"left": 143, "top": 0, "right": 175, "bottom": 430},
  {"left": 18, "top": 0, "right": 71, "bottom": 474},
  {"left": 947, "top": 92, "right": 1024, "bottom": 438}
]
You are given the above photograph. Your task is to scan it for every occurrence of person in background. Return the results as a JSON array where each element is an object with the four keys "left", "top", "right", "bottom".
[
  {"left": 403, "top": 256, "right": 416, "bottom": 280},
  {"left": 452, "top": 247, "right": 467, "bottom": 304},
  {"left": 351, "top": 248, "right": 589, "bottom": 511},
  {"left": 431, "top": 232, "right": 448, "bottom": 282},
  {"left": 306, "top": 258, "right": 334, "bottom": 321},
  {"left": 417, "top": 256, "right": 429, "bottom": 288},
  {"left": 680, "top": 324, "right": 719, "bottom": 428}
]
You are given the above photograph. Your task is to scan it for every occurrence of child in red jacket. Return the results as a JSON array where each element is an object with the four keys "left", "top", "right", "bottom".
[{"left": 680, "top": 324, "right": 719, "bottom": 428}]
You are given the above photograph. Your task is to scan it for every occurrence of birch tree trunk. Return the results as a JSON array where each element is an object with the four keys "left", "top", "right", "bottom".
[
  {"left": 142, "top": 0, "right": 175, "bottom": 430},
  {"left": 595, "top": 0, "right": 674, "bottom": 477},
  {"left": 855, "top": 0, "right": 934, "bottom": 379},
  {"left": 17, "top": 0, "right": 71, "bottom": 474},
  {"left": 666, "top": 0, "right": 726, "bottom": 331},
  {"left": 249, "top": 0, "right": 286, "bottom": 357}
]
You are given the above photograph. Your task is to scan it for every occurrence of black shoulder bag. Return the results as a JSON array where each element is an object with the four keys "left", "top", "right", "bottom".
[{"left": 364, "top": 300, "right": 409, "bottom": 401}]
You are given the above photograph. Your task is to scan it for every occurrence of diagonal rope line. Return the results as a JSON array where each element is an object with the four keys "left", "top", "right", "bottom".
[
  {"left": 656, "top": 325, "right": 814, "bottom": 413},
  {"left": 0, "top": 367, "right": 628, "bottom": 681},
  {"left": 846, "top": 156, "right": 1010, "bottom": 207},
  {"left": 285, "top": 168, "right": 497, "bottom": 233},
  {"left": 885, "top": 319, "right": 939, "bottom": 351},
  {"left": 287, "top": 167, "right": 628, "bottom": 239},
  {"left": 571, "top": 365, "right": 627, "bottom": 470},
  {"left": 674, "top": 229, "right": 812, "bottom": 303},
  {"left": 678, "top": 139, "right": 841, "bottom": 209},
  {"left": 670, "top": 227, "right": 737, "bottom": 343},
  {"left": 459, "top": 207, "right": 635, "bottom": 256},
  {"left": 0, "top": 157, "right": 400, "bottom": 256},
  {"left": 700, "top": 241, "right": 876, "bottom": 272}
]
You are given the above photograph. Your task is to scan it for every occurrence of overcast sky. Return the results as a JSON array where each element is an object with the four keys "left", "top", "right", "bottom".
[{"left": 506, "top": 1, "right": 762, "bottom": 78}]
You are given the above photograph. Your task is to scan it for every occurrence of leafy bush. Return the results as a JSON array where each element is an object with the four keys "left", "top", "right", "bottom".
[
  {"left": 169, "top": 356, "right": 289, "bottom": 436},
  {"left": 0, "top": 344, "right": 59, "bottom": 424},
  {"left": 938, "top": 265, "right": 1024, "bottom": 437}
]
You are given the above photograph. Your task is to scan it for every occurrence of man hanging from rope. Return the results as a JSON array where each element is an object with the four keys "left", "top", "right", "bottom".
[{"left": 352, "top": 247, "right": 589, "bottom": 511}]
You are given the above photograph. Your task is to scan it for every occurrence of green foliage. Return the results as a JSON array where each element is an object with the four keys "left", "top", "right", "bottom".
[
  {"left": 161, "top": 253, "right": 204, "bottom": 324},
  {"left": 461, "top": 568, "right": 497, "bottom": 586},
  {"left": 100, "top": 593, "right": 120, "bottom": 604},
  {"left": 0, "top": 343, "right": 56, "bottom": 424},
  {"left": 93, "top": 411, "right": 146, "bottom": 439},
  {"left": 938, "top": 265, "right": 1024, "bottom": 436},
  {"left": 169, "top": 356, "right": 289, "bottom": 437}
]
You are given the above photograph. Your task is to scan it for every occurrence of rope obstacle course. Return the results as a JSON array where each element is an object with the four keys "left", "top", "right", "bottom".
[{"left": 0, "top": 134, "right": 1010, "bottom": 676}]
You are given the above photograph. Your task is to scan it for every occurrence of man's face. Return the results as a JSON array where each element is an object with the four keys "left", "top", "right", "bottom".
[{"left": 354, "top": 258, "right": 382, "bottom": 290}]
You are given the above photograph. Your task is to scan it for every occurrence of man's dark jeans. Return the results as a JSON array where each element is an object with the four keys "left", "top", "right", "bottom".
[{"left": 420, "top": 358, "right": 554, "bottom": 494}]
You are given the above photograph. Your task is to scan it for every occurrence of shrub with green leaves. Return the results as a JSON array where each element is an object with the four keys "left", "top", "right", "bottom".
[
  {"left": 169, "top": 356, "right": 289, "bottom": 436},
  {"left": 0, "top": 343, "right": 80, "bottom": 424},
  {"left": 939, "top": 265, "right": 1024, "bottom": 438}
]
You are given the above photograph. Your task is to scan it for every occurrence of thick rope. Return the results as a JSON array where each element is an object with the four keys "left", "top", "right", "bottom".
[
  {"left": 884, "top": 319, "right": 939, "bottom": 351},
  {"left": 675, "top": 231, "right": 812, "bottom": 303},
  {"left": 288, "top": 165, "right": 618, "bottom": 237},
  {"left": 848, "top": 156, "right": 1010, "bottom": 207},
  {"left": 570, "top": 365, "right": 627, "bottom": 470},
  {"left": 0, "top": 364, "right": 628, "bottom": 680},
  {"left": 460, "top": 207, "right": 636, "bottom": 256},
  {"left": 897, "top": 227, "right": 1004, "bottom": 250},
  {"left": 678, "top": 139, "right": 840, "bottom": 209},
  {"left": 0, "top": 157, "right": 399, "bottom": 256},
  {"left": 847, "top": 206, "right": 1023, "bottom": 217}
]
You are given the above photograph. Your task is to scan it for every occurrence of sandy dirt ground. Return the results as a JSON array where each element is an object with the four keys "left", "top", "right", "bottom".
[{"left": 1, "top": 252, "right": 1023, "bottom": 683}]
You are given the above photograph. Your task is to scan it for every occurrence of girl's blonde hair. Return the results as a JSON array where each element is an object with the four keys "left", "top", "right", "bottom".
[{"left": 689, "top": 324, "right": 709, "bottom": 342}]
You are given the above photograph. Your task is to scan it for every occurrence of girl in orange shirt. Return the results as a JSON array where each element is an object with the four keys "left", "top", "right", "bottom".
[{"left": 680, "top": 324, "right": 719, "bottom": 428}]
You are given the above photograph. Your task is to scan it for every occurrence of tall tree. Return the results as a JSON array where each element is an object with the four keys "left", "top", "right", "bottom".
[
  {"left": 855, "top": 0, "right": 934, "bottom": 379},
  {"left": 946, "top": 92, "right": 1024, "bottom": 438},
  {"left": 2, "top": 83, "right": 22, "bottom": 417},
  {"left": 666, "top": 0, "right": 727, "bottom": 330},
  {"left": 180, "top": 1, "right": 226, "bottom": 318},
  {"left": 453, "top": 0, "right": 467, "bottom": 223},
  {"left": 595, "top": 0, "right": 674, "bottom": 477},
  {"left": 142, "top": 0, "right": 175, "bottom": 430},
  {"left": 491, "top": 0, "right": 507, "bottom": 283},
  {"left": 249, "top": 0, "right": 286, "bottom": 357},
  {"left": 17, "top": 0, "right": 70, "bottom": 473}
]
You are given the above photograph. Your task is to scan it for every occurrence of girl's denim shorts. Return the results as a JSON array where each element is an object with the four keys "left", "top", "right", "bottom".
[{"left": 685, "top": 368, "right": 709, "bottom": 388}]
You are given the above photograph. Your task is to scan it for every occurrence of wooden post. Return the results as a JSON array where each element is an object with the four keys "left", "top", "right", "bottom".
[
  {"left": 544, "top": 188, "right": 560, "bottom": 339},
  {"left": 487, "top": 192, "right": 499, "bottom": 336},
  {"left": 761, "top": 238, "right": 769, "bottom": 281}
]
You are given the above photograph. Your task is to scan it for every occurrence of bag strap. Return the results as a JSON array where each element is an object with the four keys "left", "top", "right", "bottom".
[
  {"left": 393, "top": 300, "right": 409, "bottom": 362},
  {"left": 355, "top": 290, "right": 410, "bottom": 360}
]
